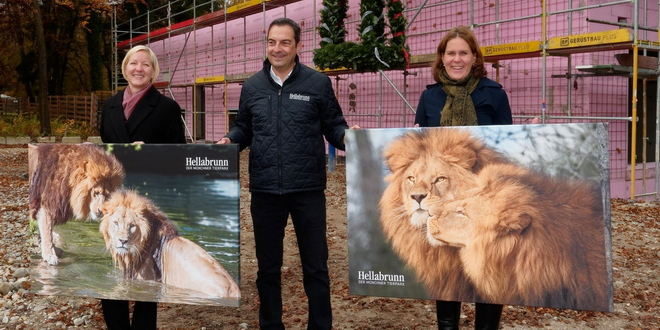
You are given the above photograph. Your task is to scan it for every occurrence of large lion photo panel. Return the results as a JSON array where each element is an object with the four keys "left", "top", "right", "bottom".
[
  {"left": 28, "top": 144, "right": 241, "bottom": 307},
  {"left": 346, "top": 123, "right": 613, "bottom": 312}
]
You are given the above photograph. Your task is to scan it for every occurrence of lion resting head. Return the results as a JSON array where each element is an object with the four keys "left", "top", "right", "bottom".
[
  {"left": 29, "top": 144, "right": 125, "bottom": 265},
  {"left": 100, "top": 190, "right": 240, "bottom": 299},
  {"left": 426, "top": 163, "right": 610, "bottom": 311},
  {"left": 377, "top": 129, "right": 508, "bottom": 300}
]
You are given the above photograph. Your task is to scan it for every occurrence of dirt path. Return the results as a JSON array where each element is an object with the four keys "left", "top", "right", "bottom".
[{"left": 0, "top": 145, "right": 658, "bottom": 329}]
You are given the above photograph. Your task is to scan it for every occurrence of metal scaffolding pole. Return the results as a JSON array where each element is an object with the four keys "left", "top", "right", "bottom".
[
  {"left": 110, "top": 2, "right": 119, "bottom": 92},
  {"left": 642, "top": 78, "right": 648, "bottom": 192},
  {"left": 630, "top": 0, "right": 639, "bottom": 199},
  {"left": 541, "top": 0, "right": 548, "bottom": 123},
  {"left": 471, "top": 0, "right": 633, "bottom": 29},
  {"left": 567, "top": 0, "right": 573, "bottom": 120},
  {"left": 377, "top": 70, "right": 416, "bottom": 115},
  {"left": 223, "top": 0, "right": 229, "bottom": 137}
]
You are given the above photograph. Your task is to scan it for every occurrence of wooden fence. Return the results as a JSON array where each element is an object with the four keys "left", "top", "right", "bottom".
[{"left": 0, "top": 91, "right": 113, "bottom": 129}]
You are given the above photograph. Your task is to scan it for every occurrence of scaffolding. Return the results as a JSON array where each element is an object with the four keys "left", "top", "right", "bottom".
[{"left": 111, "top": 0, "right": 659, "bottom": 199}]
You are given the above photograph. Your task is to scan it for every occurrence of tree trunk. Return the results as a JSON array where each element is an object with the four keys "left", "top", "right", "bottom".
[
  {"left": 87, "top": 12, "right": 107, "bottom": 91},
  {"left": 33, "top": 0, "right": 50, "bottom": 135}
]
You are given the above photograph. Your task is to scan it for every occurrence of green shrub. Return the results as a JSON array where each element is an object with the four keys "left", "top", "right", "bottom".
[
  {"left": 51, "top": 117, "right": 95, "bottom": 139},
  {"left": 0, "top": 115, "right": 40, "bottom": 137},
  {"left": 0, "top": 115, "right": 95, "bottom": 139}
]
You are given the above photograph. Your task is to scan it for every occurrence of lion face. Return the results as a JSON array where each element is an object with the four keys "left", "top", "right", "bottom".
[
  {"left": 393, "top": 155, "right": 480, "bottom": 228},
  {"left": 382, "top": 130, "right": 499, "bottom": 231},
  {"left": 100, "top": 190, "right": 181, "bottom": 281},
  {"left": 426, "top": 185, "right": 533, "bottom": 249},
  {"left": 70, "top": 178, "right": 116, "bottom": 221},
  {"left": 426, "top": 197, "right": 478, "bottom": 247},
  {"left": 70, "top": 155, "right": 125, "bottom": 222},
  {"left": 100, "top": 203, "right": 150, "bottom": 257},
  {"left": 89, "top": 185, "right": 113, "bottom": 220}
]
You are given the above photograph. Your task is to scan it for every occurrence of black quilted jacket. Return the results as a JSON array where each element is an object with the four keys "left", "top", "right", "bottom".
[{"left": 227, "top": 57, "right": 348, "bottom": 194}]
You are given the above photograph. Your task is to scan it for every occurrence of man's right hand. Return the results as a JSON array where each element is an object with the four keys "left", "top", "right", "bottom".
[{"left": 216, "top": 137, "right": 232, "bottom": 144}]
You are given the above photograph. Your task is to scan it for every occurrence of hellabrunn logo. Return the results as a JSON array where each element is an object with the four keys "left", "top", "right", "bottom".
[
  {"left": 289, "top": 93, "right": 311, "bottom": 102},
  {"left": 185, "top": 157, "right": 229, "bottom": 171},
  {"left": 357, "top": 270, "right": 405, "bottom": 286}
]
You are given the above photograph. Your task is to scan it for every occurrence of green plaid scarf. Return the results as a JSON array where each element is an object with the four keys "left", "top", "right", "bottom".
[{"left": 438, "top": 70, "right": 480, "bottom": 126}]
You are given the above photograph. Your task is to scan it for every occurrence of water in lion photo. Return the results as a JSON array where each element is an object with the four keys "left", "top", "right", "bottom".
[
  {"left": 345, "top": 123, "right": 613, "bottom": 312},
  {"left": 28, "top": 144, "right": 241, "bottom": 307}
]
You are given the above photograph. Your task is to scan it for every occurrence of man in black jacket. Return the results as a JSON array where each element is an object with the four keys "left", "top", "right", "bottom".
[{"left": 218, "top": 18, "right": 349, "bottom": 329}]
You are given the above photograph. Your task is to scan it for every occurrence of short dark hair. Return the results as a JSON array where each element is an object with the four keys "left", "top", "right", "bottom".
[{"left": 268, "top": 17, "right": 301, "bottom": 45}]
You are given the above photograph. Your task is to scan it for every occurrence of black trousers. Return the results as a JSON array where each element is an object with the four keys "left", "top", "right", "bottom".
[
  {"left": 250, "top": 191, "right": 332, "bottom": 330},
  {"left": 436, "top": 300, "right": 503, "bottom": 330},
  {"left": 101, "top": 299, "right": 157, "bottom": 330}
]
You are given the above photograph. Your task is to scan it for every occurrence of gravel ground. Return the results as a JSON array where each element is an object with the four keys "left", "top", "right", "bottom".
[{"left": 0, "top": 144, "right": 658, "bottom": 329}]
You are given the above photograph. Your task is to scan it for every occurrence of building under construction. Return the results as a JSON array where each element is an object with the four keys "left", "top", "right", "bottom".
[{"left": 111, "top": 0, "right": 659, "bottom": 199}]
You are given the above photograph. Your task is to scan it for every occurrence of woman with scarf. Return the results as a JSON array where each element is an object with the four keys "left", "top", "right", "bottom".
[
  {"left": 99, "top": 45, "right": 186, "bottom": 329},
  {"left": 100, "top": 45, "right": 186, "bottom": 144},
  {"left": 414, "top": 26, "right": 512, "bottom": 329}
]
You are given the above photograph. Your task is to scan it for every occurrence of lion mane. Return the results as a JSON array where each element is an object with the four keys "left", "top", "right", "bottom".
[
  {"left": 427, "top": 163, "right": 610, "bottom": 311},
  {"left": 28, "top": 144, "right": 125, "bottom": 265},
  {"left": 100, "top": 190, "right": 240, "bottom": 299},
  {"left": 378, "top": 129, "right": 510, "bottom": 300}
]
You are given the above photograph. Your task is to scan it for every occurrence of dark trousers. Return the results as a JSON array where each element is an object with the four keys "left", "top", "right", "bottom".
[
  {"left": 101, "top": 299, "right": 157, "bottom": 330},
  {"left": 436, "top": 301, "right": 503, "bottom": 330},
  {"left": 251, "top": 191, "right": 332, "bottom": 330}
]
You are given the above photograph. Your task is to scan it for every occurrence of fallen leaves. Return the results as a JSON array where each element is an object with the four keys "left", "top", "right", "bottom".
[{"left": 0, "top": 147, "right": 659, "bottom": 328}]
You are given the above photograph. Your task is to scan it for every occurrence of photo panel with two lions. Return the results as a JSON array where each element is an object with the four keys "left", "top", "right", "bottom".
[
  {"left": 346, "top": 123, "right": 613, "bottom": 312},
  {"left": 28, "top": 143, "right": 241, "bottom": 307}
]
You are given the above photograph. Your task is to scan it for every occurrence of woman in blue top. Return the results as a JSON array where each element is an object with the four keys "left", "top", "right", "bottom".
[
  {"left": 415, "top": 27, "right": 512, "bottom": 127},
  {"left": 414, "top": 26, "right": 512, "bottom": 330}
]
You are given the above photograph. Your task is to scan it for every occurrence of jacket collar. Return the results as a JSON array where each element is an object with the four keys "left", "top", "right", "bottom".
[
  {"left": 108, "top": 86, "right": 159, "bottom": 140},
  {"left": 263, "top": 55, "right": 301, "bottom": 85}
]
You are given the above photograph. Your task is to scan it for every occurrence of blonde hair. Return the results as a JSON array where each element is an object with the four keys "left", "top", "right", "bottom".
[{"left": 121, "top": 45, "right": 160, "bottom": 83}]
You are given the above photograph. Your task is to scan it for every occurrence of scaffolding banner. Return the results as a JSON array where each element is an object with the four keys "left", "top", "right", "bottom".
[
  {"left": 345, "top": 123, "right": 613, "bottom": 312},
  {"left": 29, "top": 144, "right": 241, "bottom": 307}
]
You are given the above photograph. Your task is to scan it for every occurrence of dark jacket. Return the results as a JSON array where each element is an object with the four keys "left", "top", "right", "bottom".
[
  {"left": 100, "top": 86, "right": 186, "bottom": 143},
  {"left": 227, "top": 57, "right": 348, "bottom": 194},
  {"left": 414, "top": 77, "right": 513, "bottom": 126}
]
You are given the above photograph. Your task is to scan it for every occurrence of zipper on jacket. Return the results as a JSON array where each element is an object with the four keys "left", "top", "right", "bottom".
[
  {"left": 277, "top": 87, "right": 283, "bottom": 194},
  {"left": 268, "top": 95, "right": 272, "bottom": 122}
]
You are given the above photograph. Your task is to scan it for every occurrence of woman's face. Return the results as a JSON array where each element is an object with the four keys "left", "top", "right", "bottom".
[
  {"left": 125, "top": 51, "right": 154, "bottom": 91},
  {"left": 442, "top": 37, "right": 476, "bottom": 81}
]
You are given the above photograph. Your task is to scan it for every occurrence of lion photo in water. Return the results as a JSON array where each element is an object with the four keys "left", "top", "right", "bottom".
[
  {"left": 29, "top": 144, "right": 125, "bottom": 265},
  {"left": 378, "top": 129, "right": 511, "bottom": 300},
  {"left": 100, "top": 190, "right": 240, "bottom": 299},
  {"left": 426, "top": 163, "right": 610, "bottom": 311}
]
